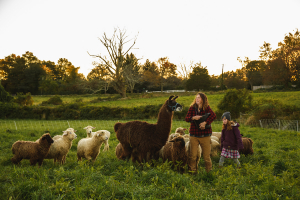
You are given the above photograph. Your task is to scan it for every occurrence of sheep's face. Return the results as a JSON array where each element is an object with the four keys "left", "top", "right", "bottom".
[
  {"left": 167, "top": 95, "right": 183, "bottom": 112},
  {"left": 83, "top": 126, "right": 95, "bottom": 134},
  {"left": 41, "top": 133, "right": 54, "bottom": 144},
  {"left": 95, "top": 131, "right": 108, "bottom": 141},
  {"left": 63, "top": 131, "right": 77, "bottom": 140},
  {"left": 169, "top": 136, "right": 185, "bottom": 147},
  {"left": 169, "top": 133, "right": 180, "bottom": 141}
]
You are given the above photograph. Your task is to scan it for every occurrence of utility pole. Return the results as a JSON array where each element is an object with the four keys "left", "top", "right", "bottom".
[{"left": 221, "top": 64, "right": 224, "bottom": 90}]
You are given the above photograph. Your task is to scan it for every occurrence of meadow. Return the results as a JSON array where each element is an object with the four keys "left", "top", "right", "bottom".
[
  {"left": 0, "top": 119, "right": 299, "bottom": 199},
  {"left": 31, "top": 91, "right": 300, "bottom": 110},
  {"left": 1, "top": 91, "right": 300, "bottom": 199}
]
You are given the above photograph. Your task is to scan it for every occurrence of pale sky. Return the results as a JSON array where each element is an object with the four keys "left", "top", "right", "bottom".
[{"left": 0, "top": 0, "right": 299, "bottom": 77}]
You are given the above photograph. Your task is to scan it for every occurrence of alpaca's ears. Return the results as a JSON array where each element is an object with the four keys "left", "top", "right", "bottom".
[
  {"left": 173, "top": 96, "right": 178, "bottom": 101},
  {"left": 169, "top": 95, "right": 175, "bottom": 101}
]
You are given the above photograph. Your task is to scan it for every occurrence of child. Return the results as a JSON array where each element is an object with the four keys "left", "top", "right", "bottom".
[{"left": 219, "top": 112, "right": 244, "bottom": 168}]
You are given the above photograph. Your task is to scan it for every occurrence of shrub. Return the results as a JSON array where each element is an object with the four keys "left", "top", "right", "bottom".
[
  {"left": 0, "top": 84, "right": 13, "bottom": 102},
  {"left": 216, "top": 88, "right": 253, "bottom": 119},
  {"left": 13, "top": 92, "right": 33, "bottom": 106},
  {"left": 42, "top": 95, "right": 63, "bottom": 105}
]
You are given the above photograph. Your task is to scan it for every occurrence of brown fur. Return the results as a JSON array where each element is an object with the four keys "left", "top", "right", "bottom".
[
  {"left": 239, "top": 137, "right": 254, "bottom": 155},
  {"left": 114, "top": 95, "right": 182, "bottom": 163},
  {"left": 162, "top": 136, "right": 188, "bottom": 172},
  {"left": 11, "top": 133, "right": 54, "bottom": 166}
]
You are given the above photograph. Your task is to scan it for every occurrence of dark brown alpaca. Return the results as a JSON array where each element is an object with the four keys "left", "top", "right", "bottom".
[
  {"left": 162, "top": 135, "right": 188, "bottom": 172},
  {"left": 114, "top": 95, "right": 182, "bottom": 163},
  {"left": 239, "top": 137, "right": 254, "bottom": 156},
  {"left": 11, "top": 133, "right": 54, "bottom": 166}
]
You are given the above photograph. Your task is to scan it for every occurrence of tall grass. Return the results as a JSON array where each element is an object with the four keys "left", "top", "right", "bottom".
[{"left": 0, "top": 119, "right": 299, "bottom": 199}]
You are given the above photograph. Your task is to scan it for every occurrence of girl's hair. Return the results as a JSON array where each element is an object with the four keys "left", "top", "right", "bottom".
[
  {"left": 222, "top": 120, "right": 235, "bottom": 131},
  {"left": 190, "top": 92, "right": 209, "bottom": 111}
]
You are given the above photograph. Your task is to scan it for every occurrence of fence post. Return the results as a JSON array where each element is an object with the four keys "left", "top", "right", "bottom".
[
  {"left": 297, "top": 120, "right": 299, "bottom": 132},
  {"left": 14, "top": 121, "right": 17, "bottom": 130},
  {"left": 67, "top": 121, "right": 70, "bottom": 128},
  {"left": 259, "top": 120, "right": 263, "bottom": 128},
  {"left": 278, "top": 119, "right": 280, "bottom": 130}
]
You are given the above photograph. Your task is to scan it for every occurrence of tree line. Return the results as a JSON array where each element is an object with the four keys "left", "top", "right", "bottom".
[{"left": 1, "top": 29, "right": 299, "bottom": 97}]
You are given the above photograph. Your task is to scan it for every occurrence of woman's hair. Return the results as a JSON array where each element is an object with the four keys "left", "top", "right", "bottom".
[
  {"left": 190, "top": 92, "right": 209, "bottom": 111},
  {"left": 222, "top": 120, "right": 234, "bottom": 131}
]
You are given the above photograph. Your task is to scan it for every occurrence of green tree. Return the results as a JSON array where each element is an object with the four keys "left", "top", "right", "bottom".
[
  {"left": 0, "top": 83, "right": 13, "bottom": 102},
  {"left": 157, "top": 57, "right": 177, "bottom": 92},
  {"left": 87, "top": 63, "right": 111, "bottom": 94},
  {"left": 244, "top": 60, "right": 266, "bottom": 90},
  {"left": 217, "top": 88, "right": 253, "bottom": 119},
  {"left": 185, "top": 63, "right": 211, "bottom": 91},
  {"left": 223, "top": 69, "right": 247, "bottom": 89},
  {"left": 123, "top": 53, "right": 141, "bottom": 93}
]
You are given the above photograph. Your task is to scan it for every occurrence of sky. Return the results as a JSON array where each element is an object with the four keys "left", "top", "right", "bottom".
[{"left": 0, "top": 0, "right": 299, "bottom": 77}]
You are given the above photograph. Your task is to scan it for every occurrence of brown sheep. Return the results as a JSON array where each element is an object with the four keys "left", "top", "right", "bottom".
[
  {"left": 11, "top": 133, "right": 54, "bottom": 166},
  {"left": 239, "top": 137, "right": 254, "bottom": 156},
  {"left": 114, "top": 95, "right": 183, "bottom": 163},
  {"left": 115, "top": 143, "right": 123, "bottom": 159},
  {"left": 162, "top": 135, "right": 188, "bottom": 172},
  {"left": 175, "top": 127, "right": 187, "bottom": 135}
]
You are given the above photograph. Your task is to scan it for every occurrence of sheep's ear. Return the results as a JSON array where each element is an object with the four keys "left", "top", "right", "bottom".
[
  {"left": 74, "top": 130, "right": 77, "bottom": 132},
  {"left": 63, "top": 131, "right": 68, "bottom": 136},
  {"left": 92, "top": 127, "right": 96, "bottom": 129},
  {"left": 83, "top": 127, "right": 87, "bottom": 129},
  {"left": 97, "top": 133, "right": 100, "bottom": 137}
]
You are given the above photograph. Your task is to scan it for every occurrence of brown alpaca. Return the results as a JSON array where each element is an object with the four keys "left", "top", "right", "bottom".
[
  {"left": 114, "top": 95, "right": 182, "bottom": 163},
  {"left": 11, "top": 133, "right": 54, "bottom": 166},
  {"left": 163, "top": 135, "right": 188, "bottom": 172},
  {"left": 239, "top": 137, "right": 254, "bottom": 155}
]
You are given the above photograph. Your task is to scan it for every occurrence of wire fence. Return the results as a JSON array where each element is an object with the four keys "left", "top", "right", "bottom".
[
  {"left": 0, "top": 119, "right": 298, "bottom": 133},
  {"left": 258, "top": 119, "right": 299, "bottom": 132},
  {"left": 0, "top": 119, "right": 222, "bottom": 133}
]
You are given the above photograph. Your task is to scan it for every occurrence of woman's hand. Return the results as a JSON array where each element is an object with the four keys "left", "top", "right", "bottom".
[
  {"left": 192, "top": 115, "right": 202, "bottom": 120},
  {"left": 199, "top": 121, "right": 207, "bottom": 130}
]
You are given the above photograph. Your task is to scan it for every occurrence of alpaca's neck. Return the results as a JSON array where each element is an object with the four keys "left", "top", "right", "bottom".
[{"left": 156, "top": 103, "right": 173, "bottom": 134}]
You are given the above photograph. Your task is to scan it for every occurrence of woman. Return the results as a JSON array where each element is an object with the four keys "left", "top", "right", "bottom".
[{"left": 185, "top": 92, "right": 216, "bottom": 173}]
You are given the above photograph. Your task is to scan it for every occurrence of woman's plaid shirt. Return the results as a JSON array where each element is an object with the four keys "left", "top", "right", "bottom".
[{"left": 185, "top": 105, "right": 217, "bottom": 137}]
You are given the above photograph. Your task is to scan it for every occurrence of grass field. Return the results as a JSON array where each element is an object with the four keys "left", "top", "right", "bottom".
[
  {"left": 31, "top": 91, "right": 300, "bottom": 111},
  {"left": 0, "top": 119, "right": 299, "bottom": 199}
]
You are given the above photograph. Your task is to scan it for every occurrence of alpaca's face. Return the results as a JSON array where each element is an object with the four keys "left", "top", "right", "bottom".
[
  {"left": 167, "top": 96, "right": 183, "bottom": 112},
  {"left": 170, "top": 136, "right": 185, "bottom": 147}
]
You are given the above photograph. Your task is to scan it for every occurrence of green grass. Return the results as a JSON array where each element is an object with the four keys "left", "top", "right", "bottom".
[
  {"left": 31, "top": 91, "right": 300, "bottom": 111},
  {"left": 1, "top": 119, "right": 300, "bottom": 199}
]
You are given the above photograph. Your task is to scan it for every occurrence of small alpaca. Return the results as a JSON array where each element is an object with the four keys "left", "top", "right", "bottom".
[
  {"left": 163, "top": 135, "right": 188, "bottom": 172},
  {"left": 114, "top": 95, "right": 182, "bottom": 163},
  {"left": 11, "top": 133, "right": 54, "bottom": 166}
]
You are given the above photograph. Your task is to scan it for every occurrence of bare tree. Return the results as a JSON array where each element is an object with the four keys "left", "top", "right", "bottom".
[
  {"left": 177, "top": 61, "right": 194, "bottom": 80},
  {"left": 122, "top": 53, "right": 141, "bottom": 93},
  {"left": 88, "top": 28, "right": 138, "bottom": 98}
]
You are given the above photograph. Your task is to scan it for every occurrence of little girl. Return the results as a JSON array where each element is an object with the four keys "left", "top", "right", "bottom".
[{"left": 219, "top": 112, "right": 244, "bottom": 168}]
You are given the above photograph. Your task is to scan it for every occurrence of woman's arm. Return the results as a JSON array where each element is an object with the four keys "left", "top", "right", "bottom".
[{"left": 185, "top": 106, "right": 195, "bottom": 122}]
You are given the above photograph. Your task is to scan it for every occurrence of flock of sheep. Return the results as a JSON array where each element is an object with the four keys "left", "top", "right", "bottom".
[{"left": 11, "top": 126, "right": 111, "bottom": 166}]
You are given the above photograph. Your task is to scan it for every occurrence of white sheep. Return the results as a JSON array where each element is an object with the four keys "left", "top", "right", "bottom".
[
  {"left": 77, "top": 130, "right": 108, "bottom": 162},
  {"left": 83, "top": 125, "right": 96, "bottom": 138},
  {"left": 45, "top": 130, "right": 77, "bottom": 164},
  {"left": 52, "top": 128, "right": 77, "bottom": 141},
  {"left": 210, "top": 138, "right": 221, "bottom": 157},
  {"left": 83, "top": 126, "right": 110, "bottom": 151},
  {"left": 211, "top": 135, "right": 219, "bottom": 142},
  {"left": 212, "top": 132, "right": 221, "bottom": 143}
]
